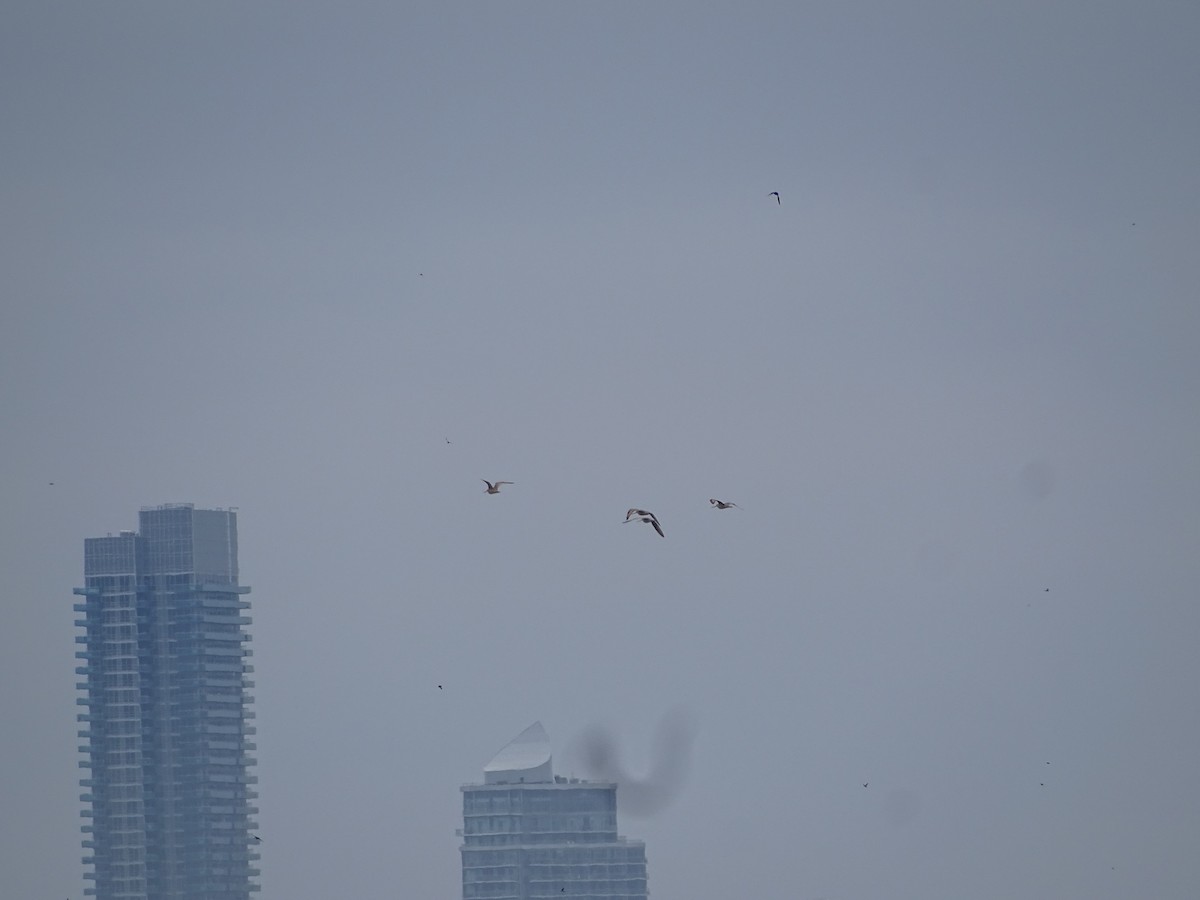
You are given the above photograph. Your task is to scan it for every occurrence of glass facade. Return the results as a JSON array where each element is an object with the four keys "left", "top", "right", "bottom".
[
  {"left": 75, "top": 504, "right": 259, "bottom": 900},
  {"left": 461, "top": 781, "right": 648, "bottom": 900}
]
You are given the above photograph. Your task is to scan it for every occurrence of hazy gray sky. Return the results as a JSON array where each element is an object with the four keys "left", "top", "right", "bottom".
[{"left": 3, "top": 4, "right": 1199, "bottom": 899}]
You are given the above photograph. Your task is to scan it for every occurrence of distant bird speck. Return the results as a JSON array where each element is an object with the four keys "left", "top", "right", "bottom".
[
  {"left": 862, "top": 782, "right": 869, "bottom": 788},
  {"left": 768, "top": 191, "right": 780, "bottom": 204},
  {"left": 438, "top": 684, "right": 443, "bottom": 690},
  {"left": 709, "top": 498, "right": 740, "bottom": 510},
  {"left": 251, "top": 834, "right": 262, "bottom": 843},
  {"left": 482, "top": 480, "right": 513, "bottom": 494}
]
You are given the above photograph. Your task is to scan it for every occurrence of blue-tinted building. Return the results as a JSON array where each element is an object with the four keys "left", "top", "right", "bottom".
[
  {"left": 461, "top": 723, "right": 648, "bottom": 900},
  {"left": 74, "top": 504, "right": 260, "bottom": 899}
]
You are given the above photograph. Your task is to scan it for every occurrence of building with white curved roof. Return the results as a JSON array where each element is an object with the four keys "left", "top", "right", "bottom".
[{"left": 461, "top": 723, "right": 648, "bottom": 900}]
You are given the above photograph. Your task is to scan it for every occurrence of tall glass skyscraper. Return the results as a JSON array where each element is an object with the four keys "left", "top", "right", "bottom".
[
  {"left": 460, "top": 722, "right": 648, "bottom": 900},
  {"left": 74, "top": 504, "right": 260, "bottom": 899}
]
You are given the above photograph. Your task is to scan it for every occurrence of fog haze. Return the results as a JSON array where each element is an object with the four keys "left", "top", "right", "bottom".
[{"left": 2, "top": 4, "right": 1199, "bottom": 899}]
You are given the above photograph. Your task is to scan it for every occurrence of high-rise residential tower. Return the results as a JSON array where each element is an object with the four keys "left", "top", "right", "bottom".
[
  {"left": 74, "top": 504, "right": 260, "bottom": 899},
  {"left": 460, "top": 722, "right": 648, "bottom": 900}
]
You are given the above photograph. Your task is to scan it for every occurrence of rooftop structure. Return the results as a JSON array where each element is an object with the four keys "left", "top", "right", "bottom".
[{"left": 484, "top": 721, "right": 553, "bottom": 785}]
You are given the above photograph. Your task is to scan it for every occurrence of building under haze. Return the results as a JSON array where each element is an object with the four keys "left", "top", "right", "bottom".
[
  {"left": 74, "top": 504, "right": 259, "bottom": 899},
  {"left": 460, "top": 722, "right": 648, "bottom": 900}
]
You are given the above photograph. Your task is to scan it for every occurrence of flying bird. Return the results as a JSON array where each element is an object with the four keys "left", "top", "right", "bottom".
[
  {"left": 251, "top": 834, "right": 262, "bottom": 843},
  {"left": 624, "top": 508, "right": 659, "bottom": 524},
  {"left": 862, "top": 782, "right": 869, "bottom": 788},
  {"left": 768, "top": 191, "right": 780, "bottom": 204},
  {"left": 709, "top": 498, "right": 740, "bottom": 510},
  {"left": 624, "top": 509, "right": 664, "bottom": 537},
  {"left": 482, "top": 480, "right": 513, "bottom": 494}
]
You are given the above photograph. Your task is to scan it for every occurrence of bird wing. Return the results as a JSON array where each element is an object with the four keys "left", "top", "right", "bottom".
[{"left": 651, "top": 518, "right": 665, "bottom": 537}]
